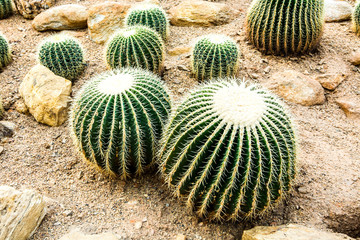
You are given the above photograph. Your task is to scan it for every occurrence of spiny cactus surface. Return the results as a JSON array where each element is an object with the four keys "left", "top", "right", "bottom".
[
  {"left": 0, "top": 32, "right": 11, "bottom": 68},
  {"left": 246, "top": 0, "right": 324, "bottom": 55},
  {"left": 160, "top": 79, "right": 297, "bottom": 220},
  {"left": 125, "top": 3, "right": 169, "bottom": 40},
  {"left": 38, "top": 34, "right": 85, "bottom": 81},
  {"left": 70, "top": 68, "right": 171, "bottom": 179},
  {"left": 105, "top": 26, "right": 164, "bottom": 74},
  {"left": 353, "top": 2, "right": 360, "bottom": 35},
  {"left": 191, "top": 34, "right": 239, "bottom": 82},
  {"left": 0, "top": 0, "right": 13, "bottom": 19}
]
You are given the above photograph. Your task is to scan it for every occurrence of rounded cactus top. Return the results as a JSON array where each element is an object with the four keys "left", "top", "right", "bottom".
[{"left": 125, "top": 3, "right": 169, "bottom": 40}]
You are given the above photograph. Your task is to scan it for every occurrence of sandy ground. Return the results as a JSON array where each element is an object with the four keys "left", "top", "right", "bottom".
[{"left": 0, "top": 0, "right": 359, "bottom": 239}]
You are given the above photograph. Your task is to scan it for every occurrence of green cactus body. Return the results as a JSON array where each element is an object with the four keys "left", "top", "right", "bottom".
[
  {"left": 245, "top": 0, "right": 324, "bottom": 55},
  {"left": 38, "top": 34, "right": 85, "bottom": 81},
  {"left": 105, "top": 26, "right": 164, "bottom": 74},
  {"left": 125, "top": 3, "right": 169, "bottom": 40},
  {"left": 0, "top": 32, "right": 11, "bottom": 68},
  {"left": 70, "top": 68, "right": 171, "bottom": 179},
  {"left": 0, "top": 0, "right": 13, "bottom": 19},
  {"left": 159, "top": 80, "right": 297, "bottom": 220},
  {"left": 191, "top": 35, "right": 239, "bottom": 82},
  {"left": 353, "top": 2, "right": 360, "bottom": 35}
]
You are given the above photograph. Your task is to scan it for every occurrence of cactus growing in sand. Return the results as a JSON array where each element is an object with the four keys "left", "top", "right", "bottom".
[
  {"left": 70, "top": 68, "right": 171, "bottom": 179},
  {"left": 245, "top": 0, "right": 324, "bottom": 55},
  {"left": 0, "top": 0, "right": 13, "bottom": 19},
  {"left": 159, "top": 79, "right": 297, "bottom": 220},
  {"left": 37, "top": 34, "right": 85, "bottom": 81},
  {"left": 191, "top": 34, "right": 239, "bottom": 82},
  {"left": 0, "top": 32, "right": 11, "bottom": 68}
]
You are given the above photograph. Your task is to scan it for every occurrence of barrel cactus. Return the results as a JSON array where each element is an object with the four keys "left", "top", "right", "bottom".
[
  {"left": 0, "top": 32, "right": 11, "bottom": 68},
  {"left": 191, "top": 34, "right": 239, "bottom": 82},
  {"left": 125, "top": 3, "right": 169, "bottom": 40},
  {"left": 159, "top": 79, "right": 297, "bottom": 220},
  {"left": 70, "top": 68, "right": 171, "bottom": 179},
  {"left": 0, "top": 0, "right": 13, "bottom": 19},
  {"left": 37, "top": 34, "right": 85, "bottom": 81},
  {"left": 245, "top": 0, "right": 324, "bottom": 55},
  {"left": 353, "top": 2, "right": 360, "bottom": 35},
  {"left": 105, "top": 26, "right": 164, "bottom": 74}
]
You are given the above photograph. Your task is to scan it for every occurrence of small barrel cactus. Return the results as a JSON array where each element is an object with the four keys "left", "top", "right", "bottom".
[
  {"left": 353, "top": 2, "right": 360, "bottom": 35},
  {"left": 191, "top": 34, "right": 239, "bottom": 82},
  {"left": 37, "top": 34, "right": 85, "bottom": 81},
  {"left": 125, "top": 3, "right": 169, "bottom": 40},
  {"left": 159, "top": 79, "right": 297, "bottom": 220},
  {"left": 70, "top": 68, "right": 171, "bottom": 179},
  {"left": 245, "top": 0, "right": 324, "bottom": 55},
  {"left": 0, "top": 32, "right": 11, "bottom": 68},
  {"left": 105, "top": 26, "right": 164, "bottom": 74},
  {"left": 0, "top": 0, "right": 13, "bottom": 19}
]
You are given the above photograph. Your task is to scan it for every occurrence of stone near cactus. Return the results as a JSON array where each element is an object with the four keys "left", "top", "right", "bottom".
[
  {"left": 0, "top": 0, "right": 13, "bottom": 19},
  {"left": 125, "top": 3, "right": 169, "bottom": 40},
  {"left": 0, "top": 32, "right": 11, "bottom": 69},
  {"left": 19, "top": 64, "right": 72, "bottom": 127},
  {"left": 191, "top": 34, "right": 239, "bottom": 82},
  {"left": 12, "top": 0, "right": 55, "bottom": 19},
  {"left": 325, "top": 0, "right": 352, "bottom": 23},
  {"left": 87, "top": 2, "right": 131, "bottom": 44},
  {"left": 32, "top": 4, "right": 88, "bottom": 31},
  {"left": 37, "top": 33, "right": 85, "bottom": 81},
  {"left": 336, "top": 97, "right": 360, "bottom": 121},
  {"left": 105, "top": 26, "right": 164, "bottom": 74},
  {"left": 246, "top": 0, "right": 324, "bottom": 55},
  {"left": 70, "top": 68, "right": 171, "bottom": 179},
  {"left": 160, "top": 79, "right": 297, "bottom": 220}
]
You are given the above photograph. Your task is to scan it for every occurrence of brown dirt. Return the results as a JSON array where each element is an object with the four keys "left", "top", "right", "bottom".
[{"left": 0, "top": 0, "right": 359, "bottom": 239}]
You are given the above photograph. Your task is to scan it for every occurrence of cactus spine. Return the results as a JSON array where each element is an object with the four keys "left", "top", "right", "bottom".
[
  {"left": 37, "top": 34, "right": 85, "bottom": 81},
  {"left": 353, "top": 2, "right": 360, "bottom": 36},
  {"left": 70, "top": 68, "right": 171, "bottom": 179},
  {"left": 0, "top": 32, "right": 11, "bottom": 68},
  {"left": 159, "top": 79, "right": 297, "bottom": 220},
  {"left": 245, "top": 0, "right": 324, "bottom": 55},
  {"left": 105, "top": 26, "right": 164, "bottom": 74},
  {"left": 0, "top": 0, "right": 13, "bottom": 19},
  {"left": 191, "top": 34, "right": 239, "bottom": 82},
  {"left": 125, "top": 3, "right": 169, "bottom": 40}
]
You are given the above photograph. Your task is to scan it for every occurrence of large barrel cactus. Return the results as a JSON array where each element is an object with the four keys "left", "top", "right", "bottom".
[
  {"left": 37, "top": 34, "right": 85, "bottom": 81},
  {"left": 0, "top": 0, "right": 13, "bottom": 19},
  {"left": 105, "top": 26, "right": 164, "bottom": 74},
  {"left": 0, "top": 32, "right": 11, "bottom": 68},
  {"left": 353, "top": 2, "right": 360, "bottom": 35},
  {"left": 159, "top": 79, "right": 297, "bottom": 220},
  {"left": 70, "top": 68, "right": 171, "bottom": 179},
  {"left": 191, "top": 34, "right": 239, "bottom": 82},
  {"left": 125, "top": 3, "right": 169, "bottom": 40},
  {"left": 245, "top": 0, "right": 324, "bottom": 55}
]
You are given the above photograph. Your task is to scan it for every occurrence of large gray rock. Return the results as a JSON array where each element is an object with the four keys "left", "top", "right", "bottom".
[
  {"left": 0, "top": 186, "right": 46, "bottom": 240},
  {"left": 19, "top": 64, "right": 72, "bottom": 127},
  {"left": 265, "top": 70, "right": 326, "bottom": 106},
  {"left": 324, "top": 0, "right": 352, "bottom": 22},
  {"left": 32, "top": 4, "right": 88, "bottom": 31},
  {"left": 12, "top": 0, "right": 55, "bottom": 19},
  {"left": 59, "top": 229, "right": 119, "bottom": 240},
  {"left": 242, "top": 224, "right": 355, "bottom": 240}
]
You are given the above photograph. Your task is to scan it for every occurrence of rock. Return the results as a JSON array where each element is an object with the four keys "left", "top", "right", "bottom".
[
  {"left": 242, "top": 224, "right": 355, "bottom": 240},
  {"left": 265, "top": 70, "right": 326, "bottom": 106},
  {"left": 134, "top": 221, "right": 142, "bottom": 229},
  {"left": 335, "top": 97, "right": 360, "bottom": 120},
  {"left": 12, "top": 0, "right": 55, "bottom": 19},
  {"left": 59, "top": 229, "right": 119, "bottom": 240},
  {"left": 176, "top": 234, "right": 187, "bottom": 240},
  {"left": 19, "top": 64, "right": 72, "bottom": 127},
  {"left": 324, "top": 0, "right": 352, "bottom": 22},
  {"left": 177, "top": 65, "right": 190, "bottom": 71},
  {"left": 32, "top": 4, "right": 88, "bottom": 31},
  {"left": 0, "top": 121, "right": 15, "bottom": 139},
  {"left": 169, "top": 1, "right": 235, "bottom": 27},
  {"left": 14, "top": 99, "right": 29, "bottom": 114},
  {"left": 325, "top": 204, "right": 360, "bottom": 238},
  {"left": 349, "top": 50, "right": 360, "bottom": 65},
  {"left": 315, "top": 74, "right": 346, "bottom": 90},
  {"left": 87, "top": 2, "right": 131, "bottom": 44},
  {"left": 168, "top": 46, "right": 192, "bottom": 56},
  {"left": 0, "top": 186, "right": 46, "bottom": 240}
]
